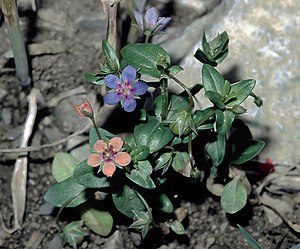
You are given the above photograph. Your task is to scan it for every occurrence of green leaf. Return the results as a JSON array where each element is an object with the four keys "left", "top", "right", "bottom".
[
  {"left": 167, "top": 65, "right": 184, "bottom": 75},
  {"left": 206, "top": 134, "right": 226, "bottom": 167},
  {"left": 231, "top": 140, "right": 265, "bottom": 165},
  {"left": 274, "top": 232, "right": 288, "bottom": 249},
  {"left": 126, "top": 160, "right": 156, "bottom": 189},
  {"left": 215, "top": 110, "right": 235, "bottom": 135},
  {"left": 133, "top": 116, "right": 174, "bottom": 153},
  {"left": 226, "top": 79, "right": 256, "bottom": 107},
  {"left": 73, "top": 159, "right": 111, "bottom": 188},
  {"left": 121, "top": 43, "right": 170, "bottom": 78},
  {"left": 205, "top": 91, "right": 225, "bottom": 109},
  {"left": 84, "top": 72, "right": 105, "bottom": 86},
  {"left": 130, "top": 145, "right": 150, "bottom": 163},
  {"left": 193, "top": 107, "right": 214, "bottom": 127},
  {"left": 237, "top": 224, "right": 264, "bottom": 249},
  {"left": 112, "top": 185, "right": 145, "bottom": 219},
  {"left": 172, "top": 151, "right": 190, "bottom": 173},
  {"left": 221, "top": 178, "right": 247, "bottom": 214},
  {"left": 129, "top": 210, "right": 152, "bottom": 238},
  {"left": 169, "top": 220, "right": 185, "bottom": 235},
  {"left": 79, "top": 202, "right": 113, "bottom": 236},
  {"left": 62, "top": 221, "right": 87, "bottom": 249},
  {"left": 52, "top": 152, "right": 80, "bottom": 182},
  {"left": 102, "top": 40, "right": 120, "bottom": 72},
  {"left": 159, "top": 194, "right": 174, "bottom": 213},
  {"left": 202, "top": 64, "right": 226, "bottom": 96},
  {"left": 289, "top": 244, "right": 300, "bottom": 249},
  {"left": 44, "top": 177, "right": 88, "bottom": 208},
  {"left": 154, "top": 151, "right": 173, "bottom": 174}
]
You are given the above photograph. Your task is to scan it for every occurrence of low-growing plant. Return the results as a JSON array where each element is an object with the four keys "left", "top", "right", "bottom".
[{"left": 44, "top": 5, "right": 266, "bottom": 248}]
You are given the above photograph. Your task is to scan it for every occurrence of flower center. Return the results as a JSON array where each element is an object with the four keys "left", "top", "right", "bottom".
[
  {"left": 116, "top": 80, "right": 133, "bottom": 97},
  {"left": 101, "top": 145, "right": 116, "bottom": 161}
]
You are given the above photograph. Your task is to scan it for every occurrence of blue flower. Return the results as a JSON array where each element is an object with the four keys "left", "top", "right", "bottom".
[
  {"left": 134, "top": 7, "right": 171, "bottom": 34},
  {"left": 103, "top": 65, "right": 148, "bottom": 112}
]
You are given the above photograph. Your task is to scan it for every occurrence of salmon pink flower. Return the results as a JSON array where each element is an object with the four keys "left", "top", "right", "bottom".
[
  {"left": 74, "top": 99, "right": 94, "bottom": 118},
  {"left": 103, "top": 65, "right": 148, "bottom": 112},
  {"left": 134, "top": 7, "right": 171, "bottom": 35},
  {"left": 87, "top": 137, "right": 131, "bottom": 177}
]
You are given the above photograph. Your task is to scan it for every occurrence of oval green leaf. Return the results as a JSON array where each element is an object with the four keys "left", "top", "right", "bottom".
[
  {"left": 112, "top": 185, "right": 145, "bottom": 219},
  {"left": 52, "top": 152, "right": 80, "bottom": 182},
  {"left": 73, "top": 159, "right": 111, "bottom": 188},
  {"left": 79, "top": 203, "right": 113, "bottom": 236},
  {"left": 221, "top": 177, "right": 247, "bottom": 214},
  {"left": 231, "top": 140, "right": 265, "bottom": 165},
  {"left": 169, "top": 220, "right": 185, "bottom": 235},
  {"left": 206, "top": 134, "right": 226, "bottom": 167},
  {"left": 44, "top": 177, "right": 88, "bottom": 208}
]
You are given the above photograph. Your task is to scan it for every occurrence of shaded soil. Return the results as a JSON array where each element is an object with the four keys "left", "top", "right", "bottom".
[{"left": 0, "top": 0, "right": 299, "bottom": 248}]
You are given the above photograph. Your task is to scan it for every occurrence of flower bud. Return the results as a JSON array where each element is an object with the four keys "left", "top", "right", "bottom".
[
  {"left": 74, "top": 99, "right": 94, "bottom": 118},
  {"left": 169, "top": 110, "right": 196, "bottom": 137},
  {"left": 231, "top": 105, "right": 247, "bottom": 114}
]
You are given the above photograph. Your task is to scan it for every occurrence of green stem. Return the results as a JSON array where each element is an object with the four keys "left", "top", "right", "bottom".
[
  {"left": 188, "top": 133, "right": 195, "bottom": 167},
  {"left": 55, "top": 189, "right": 86, "bottom": 231},
  {"left": 166, "top": 73, "right": 194, "bottom": 110},
  {"left": 135, "top": 190, "right": 153, "bottom": 220},
  {"left": 91, "top": 118, "right": 102, "bottom": 140},
  {"left": 2, "top": 0, "right": 31, "bottom": 86},
  {"left": 160, "top": 77, "right": 168, "bottom": 121}
]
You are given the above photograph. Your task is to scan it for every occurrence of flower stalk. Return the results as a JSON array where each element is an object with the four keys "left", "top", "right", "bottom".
[{"left": 160, "top": 77, "right": 168, "bottom": 121}]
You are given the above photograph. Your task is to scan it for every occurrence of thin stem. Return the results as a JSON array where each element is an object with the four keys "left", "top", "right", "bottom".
[
  {"left": 167, "top": 73, "right": 194, "bottom": 110},
  {"left": 91, "top": 118, "right": 102, "bottom": 140},
  {"left": 188, "top": 133, "right": 195, "bottom": 167},
  {"left": 145, "top": 35, "right": 150, "bottom": 43},
  {"left": 135, "top": 190, "right": 153, "bottom": 220},
  {"left": 160, "top": 77, "right": 168, "bottom": 121},
  {"left": 55, "top": 189, "right": 86, "bottom": 231}
]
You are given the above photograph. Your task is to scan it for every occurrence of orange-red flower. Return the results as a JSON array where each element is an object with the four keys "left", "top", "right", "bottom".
[
  {"left": 74, "top": 99, "right": 93, "bottom": 118},
  {"left": 87, "top": 137, "right": 131, "bottom": 177}
]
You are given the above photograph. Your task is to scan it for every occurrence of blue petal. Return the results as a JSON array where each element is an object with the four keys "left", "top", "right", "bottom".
[
  {"left": 145, "top": 7, "right": 158, "bottom": 30},
  {"left": 123, "top": 97, "right": 137, "bottom": 112},
  {"left": 103, "top": 92, "right": 122, "bottom": 105},
  {"left": 154, "top": 17, "right": 171, "bottom": 32},
  {"left": 132, "top": 80, "right": 148, "bottom": 95},
  {"left": 133, "top": 11, "right": 144, "bottom": 31},
  {"left": 104, "top": 75, "right": 120, "bottom": 89},
  {"left": 121, "top": 65, "right": 136, "bottom": 84}
]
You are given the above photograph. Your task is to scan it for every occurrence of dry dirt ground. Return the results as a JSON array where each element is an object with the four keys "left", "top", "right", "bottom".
[{"left": 0, "top": 0, "right": 299, "bottom": 248}]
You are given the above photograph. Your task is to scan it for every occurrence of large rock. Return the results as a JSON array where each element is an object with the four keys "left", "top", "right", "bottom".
[{"left": 165, "top": 0, "right": 300, "bottom": 165}]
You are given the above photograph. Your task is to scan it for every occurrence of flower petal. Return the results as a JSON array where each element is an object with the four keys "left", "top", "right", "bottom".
[
  {"left": 154, "top": 17, "right": 171, "bottom": 32},
  {"left": 114, "top": 152, "right": 131, "bottom": 166},
  {"left": 132, "top": 80, "right": 148, "bottom": 95},
  {"left": 121, "top": 65, "right": 136, "bottom": 84},
  {"left": 87, "top": 154, "right": 102, "bottom": 167},
  {"left": 145, "top": 7, "right": 158, "bottom": 30},
  {"left": 104, "top": 92, "right": 122, "bottom": 105},
  {"left": 94, "top": 140, "right": 107, "bottom": 152},
  {"left": 104, "top": 74, "right": 120, "bottom": 89},
  {"left": 109, "top": 137, "right": 123, "bottom": 151},
  {"left": 133, "top": 11, "right": 144, "bottom": 31},
  {"left": 74, "top": 104, "right": 85, "bottom": 117},
  {"left": 123, "top": 96, "right": 137, "bottom": 112},
  {"left": 102, "top": 161, "right": 116, "bottom": 177}
]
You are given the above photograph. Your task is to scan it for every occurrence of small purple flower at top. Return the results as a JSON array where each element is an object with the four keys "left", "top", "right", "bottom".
[
  {"left": 103, "top": 65, "right": 148, "bottom": 112},
  {"left": 134, "top": 7, "right": 171, "bottom": 34}
]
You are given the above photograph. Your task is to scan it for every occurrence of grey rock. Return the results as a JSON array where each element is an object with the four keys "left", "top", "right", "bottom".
[
  {"left": 169, "top": 0, "right": 300, "bottom": 165},
  {"left": 102, "top": 230, "right": 124, "bottom": 249},
  {"left": 1, "top": 108, "right": 12, "bottom": 125},
  {"left": 0, "top": 88, "right": 8, "bottom": 101}
]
